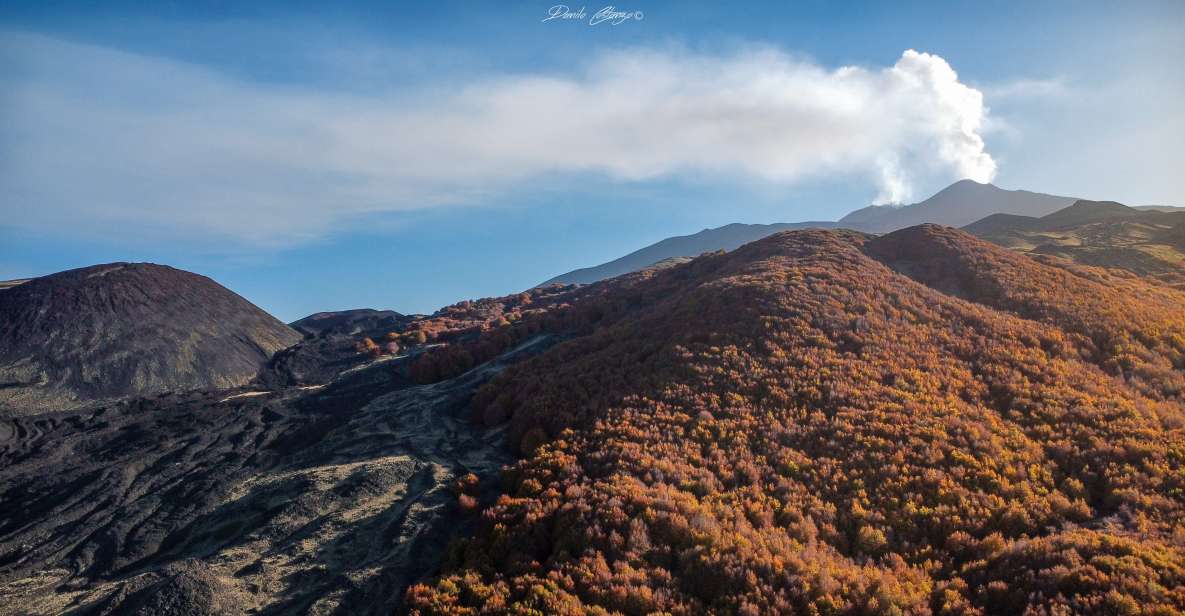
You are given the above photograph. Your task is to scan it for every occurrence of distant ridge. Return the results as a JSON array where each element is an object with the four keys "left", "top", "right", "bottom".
[
  {"left": 838, "top": 179, "right": 1078, "bottom": 232},
  {"left": 963, "top": 199, "right": 1185, "bottom": 288},
  {"left": 960, "top": 212, "right": 1043, "bottom": 236},
  {"left": 540, "top": 180, "right": 1082, "bottom": 286},
  {"left": 963, "top": 199, "right": 1175, "bottom": 235},
  {"left": 540, "top": 221, "right": 834, "bottom": 286},
  {"left": 1037, "top": 200, "right": 1136, "bottom": 228}
]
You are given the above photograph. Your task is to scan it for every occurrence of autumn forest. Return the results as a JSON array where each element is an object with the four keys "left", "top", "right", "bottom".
[{"left": 384, "top": 226, "right": 1185, "bottom": 615}]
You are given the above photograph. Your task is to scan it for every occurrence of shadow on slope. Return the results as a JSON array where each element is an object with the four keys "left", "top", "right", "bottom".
[{"left": 0, "top": 334, "right": 556, "bottom": 615}]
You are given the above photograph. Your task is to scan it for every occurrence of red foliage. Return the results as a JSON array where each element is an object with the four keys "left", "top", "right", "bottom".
[
  {"left": 457, "top": 493, "right": 479, "bottom": 514},
  {"left": 406, "top": 227, "right": 1185, "bottom": 615},
  {"left": 453, "top": 472, "right": 480, "bottom": 495},
  {"left": 355, "top": 337, "right": 382, "bottom": 359}
]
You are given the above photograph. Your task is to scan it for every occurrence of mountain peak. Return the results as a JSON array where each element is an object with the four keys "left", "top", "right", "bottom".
[
  {"left": 949, "top": 177, "right": 994, "bottom": 188},
  {"left": 0, "top": 262, "right": 300, "bottom": 413},
  {"left": 840, "top": 181, "right": 1075, "bottom": 232}
]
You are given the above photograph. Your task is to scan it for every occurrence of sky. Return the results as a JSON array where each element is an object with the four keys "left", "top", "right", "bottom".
[{"left": 2, "top": 1, "right": 1183, "bottom": 321}]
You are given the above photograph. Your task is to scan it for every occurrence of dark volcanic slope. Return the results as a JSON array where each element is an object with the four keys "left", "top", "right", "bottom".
[
  {"left": 0, "top": 282, "right": 590, "bottom": 615},
  {"left": 408, "top": 226, "right": 1185, "bottom": 614},
  {"left": 0, "top": 263, "right": 301, "bottom": 415},
  {"left": 0, "top": 333, "right": 556, "bottom": 615},
  {"left": 290, "top": 308, "right": 408, "bottom": 337}
]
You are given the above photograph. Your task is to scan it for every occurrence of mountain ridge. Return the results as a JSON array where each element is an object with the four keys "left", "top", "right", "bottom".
[
  {"left": 540, "top": 221, "right": 834, "bottom": 286},
  {"left": 963, "top": 199, "right": 1185, "bottom": 289},
  {"left": 837, "top": 179, "right": 1077, "bottom": 231},
  {"left": 542, "top": 180, "right": 1082, "bottom": 286}
]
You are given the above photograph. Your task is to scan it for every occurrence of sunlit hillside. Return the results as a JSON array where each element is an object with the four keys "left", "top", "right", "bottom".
[{"left": 406, "top": 226, "right": 1185, "bottom": 614}]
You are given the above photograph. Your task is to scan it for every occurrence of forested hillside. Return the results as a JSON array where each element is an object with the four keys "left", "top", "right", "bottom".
[{"left": 404, "top": 226, "right": 1185, "bottom": 614}]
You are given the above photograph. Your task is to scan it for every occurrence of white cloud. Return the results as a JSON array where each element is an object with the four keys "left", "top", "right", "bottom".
[
  {"left": 981, "top": 78, "right": 1070, "bottom": 101},
  {"left": 1, "top": 34, "right": 996, "bottom": 245}
]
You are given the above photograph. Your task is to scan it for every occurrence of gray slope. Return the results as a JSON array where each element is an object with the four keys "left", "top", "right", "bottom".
[
  {"left": 541, "top": 221, "right": 834, "bottom": 286},
  {"left": 839, "top": 180, "right": 1078, "bottom": 233}
]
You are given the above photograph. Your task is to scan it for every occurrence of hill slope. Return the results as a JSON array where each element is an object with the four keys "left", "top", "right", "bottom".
[
  {"left": 408, "top": 226, "right": 1185, "bottom": 614},
  {"left": 1035, "top": 199, "right": 1139, "bottom": 228},
  {"left": 839, "top": 179, "right": 1078, "bottom": 232},
  {"left": 0, "top": 263, "right": 301, "bottom": 414},
  {"left": 0, "top": 282, "right": 587, "bottom": 614},
  {"left": 541, "top": 221, "right": 834, "bottom": 286},
  {"left": 964, "top": 200, "right": 1185, "bottom": 289},
  {"left": 290, "top": 308, "right": 409, "bottom": 336}
]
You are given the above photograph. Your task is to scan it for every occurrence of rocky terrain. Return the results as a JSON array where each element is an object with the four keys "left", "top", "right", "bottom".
[
  {"left": 0, "top": 263, "right": 302, "bottom": 415},
  {"left": 260, "top": 311, "right": 417, "bottom": 389},
  {"left": 0, "top": 326, "right": 556, "bottom": 614},
  {"left": 0, "top": 276, "right": 598, "bottom": 614},
  {"left": 290, "top": 310, "right": 410, "bottom": 338},
  {"left": 0, "top": 280, "right": 32, "bottom": 292}
]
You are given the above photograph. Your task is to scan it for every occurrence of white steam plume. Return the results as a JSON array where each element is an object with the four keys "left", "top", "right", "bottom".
[{"left": 2, "top": 35, "right": 996, "bottom": 244}]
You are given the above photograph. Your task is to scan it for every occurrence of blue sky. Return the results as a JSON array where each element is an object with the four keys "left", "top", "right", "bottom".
[{"left": 2, "top": 1, "right": 1183, "bottom": 320}]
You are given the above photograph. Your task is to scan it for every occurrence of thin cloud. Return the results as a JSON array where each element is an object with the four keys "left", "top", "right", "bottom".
[
  {"left": 1, "top": 33, "right": 996, "bottom": 246},
  {"left": 982, "top": 77, "right": 1070, "bottom": 101}
]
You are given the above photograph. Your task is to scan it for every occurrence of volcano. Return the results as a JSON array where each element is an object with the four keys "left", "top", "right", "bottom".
[{"left": 0, "top": 262, "right": 301, "bottom": 414}]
